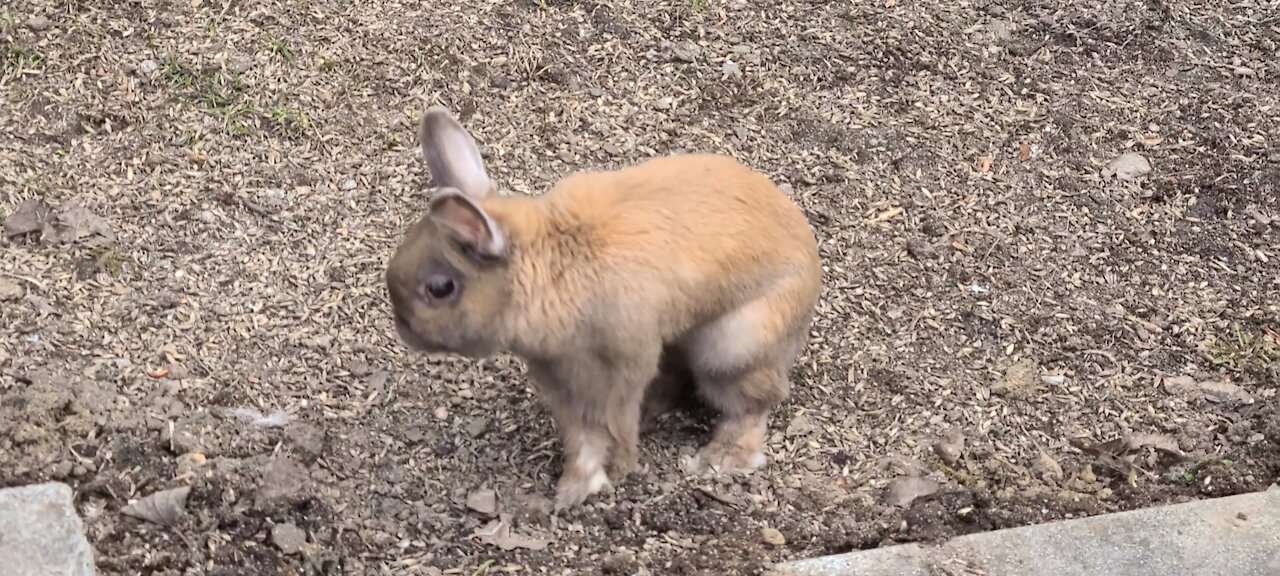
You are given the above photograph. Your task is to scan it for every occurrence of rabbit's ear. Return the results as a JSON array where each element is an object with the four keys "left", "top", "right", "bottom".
[
  {"left": 418, "top": 106, "right": 497, "bottom": 199},
  {"left": 428, "top": 189, "right": 506, "bottom": 257}
]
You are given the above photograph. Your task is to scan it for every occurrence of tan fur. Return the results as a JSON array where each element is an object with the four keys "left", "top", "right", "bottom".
[{"left": 386, "top": 107, "right": 822, "bottom": 510}]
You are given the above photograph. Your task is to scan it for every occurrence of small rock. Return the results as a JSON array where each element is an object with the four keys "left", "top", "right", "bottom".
[
  {"left": 933, "top": 428, "right": 965, "bottom": 466},
  {"left": 1079, "top": 465, "right": 1097, "bottom": 484},
  {"left": 672, "top": 41, "right": 702, "bottom": 63},
  {"left": 602, "top": 550, "right": 637, "bottom": 574},
  {"left": 175, "top": 452, "right": 207, "bottom": 477},
  {"left": 285, "top": 423, "right": 326, "bottom": 463},
  {"left": 26, "top": 15, "right": 52, "bottom": 31},
  {"left": 906, "top": 239, "right": 935, "bottom": 260},
  {"left": 993, "top": 358, "right": 1040, "bottom": 400},
  {"left": 785, "top": 412, "right": 817, "bottom": 438},
  {"left": 761, "top": 527, "right": 786, "bottom": 547},
  {"left": 986, "top": 19, "right": 1015, "bottom": 42},
  {"left": 0, "top": 278, "right": 23, "bottom": 301},
  {"left": 466, "top": 417, "right": 490, "bottom": 438},
  {"left": 254, "top": 456, "right": 311, "bottom": 512},
  {"left": 721, "top": 59, "right": 742, "bottom": 80},
  {"left": 466, "top": 488, "right": 498, "bottom": 515},
  {"left": 196, "top": 210, "right": 216, "bottom": 223},
  {"left": 0, "top": 483, "right": 94, "bottom": 575},
  {"left": 1102, "top": 151, "right": 1152, "bottom": 181},
  {"left": 271, "top": 523, "right": 307, "bottom": 554},
  {"left": 434, "top": 439, "right": 456, "bottom": 456},
  {"left": 884, "top": 476, "right": 940, "bottom": 507},
  {"left": 340, "top": 178, "right": 357, "bottom": 191},
  {"left": 490, "top": 75, "right": 512, "bottom": 89},
  {"left": 139, "top": 59, "right": 159, "bottom": 75}
]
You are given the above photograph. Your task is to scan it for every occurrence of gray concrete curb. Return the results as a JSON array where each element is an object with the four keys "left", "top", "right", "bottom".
[
  {"left": 773, "top": 489, "right": 1280, "bottom": 576},
  {"left": 0, "top": 482, "right": 96, "bottom": 576}
]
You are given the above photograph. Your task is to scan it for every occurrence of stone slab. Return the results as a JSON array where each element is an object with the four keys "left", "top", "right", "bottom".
[
  {"left": 774, "top": 489, "right": 1280, "bottom": 576},
  {"left": 0, "top": 482, "right": 96, "bottom": 576}
]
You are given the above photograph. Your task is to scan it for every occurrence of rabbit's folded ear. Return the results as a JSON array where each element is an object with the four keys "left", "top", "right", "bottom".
[
  {"left": 428, "top": 189, "right": 506, "bottom": 258},
  {"left": 418, "top": 106, "right": 497, "bottom": 199}
]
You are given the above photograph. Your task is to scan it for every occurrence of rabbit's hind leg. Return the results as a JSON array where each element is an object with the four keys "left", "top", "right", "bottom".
[{"left": 681, "top": 284, "right": 811, "bottom": 474}]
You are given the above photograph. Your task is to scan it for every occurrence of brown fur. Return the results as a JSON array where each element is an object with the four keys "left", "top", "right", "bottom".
[{"left": 386, "top": 107, "right": 822, "bottom": 510}]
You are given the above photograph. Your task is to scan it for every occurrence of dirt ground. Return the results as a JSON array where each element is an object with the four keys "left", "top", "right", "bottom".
[{"left": 2, "top": 0, "right": 1278, "bottom": 574}]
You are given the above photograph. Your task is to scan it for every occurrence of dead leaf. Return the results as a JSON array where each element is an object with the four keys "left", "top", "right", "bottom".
[
  {"left": 1125, "top": 432, "right": 1185, "bottom": 458},
  {"left": 1164, "top": 375, "right": 1254, "bottom": 405},
  {"left": 3, "top": 198, "right": 51, "bottom": 239},
  {"left": 51, "top": 200, "right": 115, "bottom": 246},
  {"left": 1032, "top": 452, "right": 1064, "bottom": 481},
  {"left": 2, "top": 198, "right": 115, "bottom": 247},
  {"left": 1102, "top": 151, "right": 1151, "bottom": 181},
  {"left": 1018, "top": 141, "right": 1031, "bottom": 161},
  {"left": 696, "top": 486, "right": 744, "bottom": 508},
  {"left": 466, "top": 488, "right": 497, "bottom": 515},
  {"left": 977, "top": 155, "right": 992, "bottom": 173},
  {"left": 868, "top": 206, "right": 903, "bottom": 223},
  {"left": 1069, "top": 434, "right": 1175, "bottom": 481},
  {"left": 884, "top": 476, "right": 939, "bottom": 507},
  {"left": 471, "top": 514, "right": 551, "bottom": 551},
  {"left": 121, "top": 486, "right": 191, "bottom": 526}
]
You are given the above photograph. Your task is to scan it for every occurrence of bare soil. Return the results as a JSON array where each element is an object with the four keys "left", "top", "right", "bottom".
[{"left": 2, "top": 0, "right": 1278, "bottom": 574}]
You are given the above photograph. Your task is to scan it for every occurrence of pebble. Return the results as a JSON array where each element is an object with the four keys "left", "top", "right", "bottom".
[
  {"left": 0, "top": 278, "right": 23, "bottom": 301},
  {"left": 466, "top": 417, "right": 490, "bottom": 438},
  {"left": 761, "top": 527, "right": 787, "bottom": 547},
  {"left": 986, "top": 19, "right": 1015, "bottom": 42},
  {"left": 197, "top": 210, "right": 216, "bottom": 223},
  {"left": 26, "top": 15, "right": 52, "bottom": 31},
  {"left": 672, "top": 41, "right": 702, "bottom": 63},
  {"left": 340, "top": 178, "right": 357, "bottom": 191},
  {"left": 466, "top": 488, "right": 497, "bottom": 515},
  {"left": 271, "top": 523, "right": 307, "bottom": 554},
  {"left": 139, "top": 59, "right": 159, "bottom": 75},
  {"left": 721, "top": 59, "right": 742, "bottom": 80},
  {"left": 490, "top": 75, "right": 512, "bottom": 89}
]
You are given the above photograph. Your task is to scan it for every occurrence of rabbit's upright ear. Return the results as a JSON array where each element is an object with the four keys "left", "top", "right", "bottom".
[
  {"left": 428, "top": 189, "right": 506, "bottom": 258},
  {"left": 418, "top": 106, "right": 497, "bottom": 198}
]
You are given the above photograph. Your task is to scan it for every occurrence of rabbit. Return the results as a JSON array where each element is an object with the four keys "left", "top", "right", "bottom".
[{"left": 385, "top": 106, "right": 823, "bottom": 510}]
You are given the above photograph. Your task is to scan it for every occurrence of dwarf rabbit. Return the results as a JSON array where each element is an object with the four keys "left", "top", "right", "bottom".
[{"left": 386, "top": 106, "right": 822, "bottom": 510}]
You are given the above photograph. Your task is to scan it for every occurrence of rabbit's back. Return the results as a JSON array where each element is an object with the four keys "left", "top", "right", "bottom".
[{"left": 535, "top": 153, "right": 821, "bottom": 340}]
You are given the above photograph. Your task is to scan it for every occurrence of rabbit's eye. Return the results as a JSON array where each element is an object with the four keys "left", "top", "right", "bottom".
[{"left": 423, "top": 274, "right": 457, "bottom": 300}]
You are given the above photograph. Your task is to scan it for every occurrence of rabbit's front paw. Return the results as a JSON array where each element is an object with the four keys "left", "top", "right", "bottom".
[{"left": 685, "top": 441, "right": 767, "bottom": 476}]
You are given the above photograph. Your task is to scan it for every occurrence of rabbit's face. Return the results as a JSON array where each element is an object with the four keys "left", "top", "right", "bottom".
[
  {"left": 385, "top": 192, "right": 513, "bottom": 358},
  {"left": 387, "top": 106, "right": 512, "bottom": 358}
]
